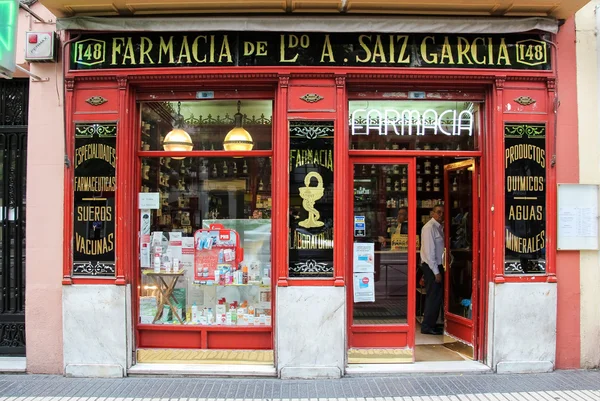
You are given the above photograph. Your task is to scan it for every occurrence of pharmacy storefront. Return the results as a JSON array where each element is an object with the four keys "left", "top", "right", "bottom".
[{"left": 61, "top": 22, "right": 560, "bottom": 378}]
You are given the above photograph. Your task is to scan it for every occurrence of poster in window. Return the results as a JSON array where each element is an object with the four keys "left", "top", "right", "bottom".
[{"left": 353, "top": 273, "right": 375, "bottom": 303}]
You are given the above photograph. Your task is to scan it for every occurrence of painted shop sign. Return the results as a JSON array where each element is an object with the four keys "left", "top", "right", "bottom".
[
  {"left": 70, "top": 33, "right": 551, "bottom": 70},
  {"left": 72, "top": 122, "right": 117, "bottom": 277},
  {"left": 288, "top": 121, "right": 334, "bottom": 278},
  {"left": 504, "top": 123, "right": 546, "bottom": 275}
]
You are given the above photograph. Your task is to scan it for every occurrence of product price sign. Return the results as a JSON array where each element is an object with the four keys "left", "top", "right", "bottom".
[
  {"left": 72, "top": 122, "right": 117, "bottom": 277},
  {"left": 288, "top": 121, "right": 334, "bottom": 278},
  {"left": 504, "top": 123, "right": 546, "bottom": 274}
]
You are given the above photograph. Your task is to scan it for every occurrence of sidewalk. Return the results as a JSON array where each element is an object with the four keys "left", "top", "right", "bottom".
[{"left": 0, "top": 370, "right": 598, "bottom": 400}]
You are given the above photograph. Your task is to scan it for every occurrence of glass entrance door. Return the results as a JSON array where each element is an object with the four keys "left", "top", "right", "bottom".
[
  {"left": 443, "top": 159, "right": 479, "bottom": 356},
  {"left": 349, "top": 159, "right": 416, "bottom": 353}
]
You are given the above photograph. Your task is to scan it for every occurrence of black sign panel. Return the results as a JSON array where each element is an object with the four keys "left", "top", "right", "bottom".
[
  {"left": 289, "top": 121, "right": 334, "bottom": 278},
  {"left": 72, "top": 123, "right": 117, "bottom": 277},
  {"left": 504, "top": 123, "right": 546, "bottom": 275},
  {"left": 71, "top": 32, "right": 551, "bottom": 71}
]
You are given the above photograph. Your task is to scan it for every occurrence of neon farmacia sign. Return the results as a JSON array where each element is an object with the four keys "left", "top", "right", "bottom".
[{"left": 351, "top": 108, "right": 474, "bottom": 136}]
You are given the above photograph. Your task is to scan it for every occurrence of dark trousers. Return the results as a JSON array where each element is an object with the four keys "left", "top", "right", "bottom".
[{"left": 420, "top": 263, "right": 444, "bottom": 331}]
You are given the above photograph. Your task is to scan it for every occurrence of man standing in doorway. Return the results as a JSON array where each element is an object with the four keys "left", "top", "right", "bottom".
[{"left": 420, "top": 205, "right": 445, "bottom": 335}]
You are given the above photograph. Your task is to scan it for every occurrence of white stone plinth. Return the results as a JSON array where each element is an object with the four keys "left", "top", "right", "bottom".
[
  {"left": 491, "top": 282, "right": 557, "bottom": 373},
  {"left": 276, "top": 286, "right": 345, "bottom": 379},
  {"left": 63, "top": 285, "right": 128, "bottom": 377}
]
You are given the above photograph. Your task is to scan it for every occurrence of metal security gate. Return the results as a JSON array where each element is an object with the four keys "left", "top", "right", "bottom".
[{"left": 0, "top": 79, "right": 28, "bottom": 355}]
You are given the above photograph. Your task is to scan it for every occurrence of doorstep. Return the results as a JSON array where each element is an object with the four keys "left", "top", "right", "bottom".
[
  {"left": 0, "top": 357, "right": 26, "bottom": 373},
  {"left": 345, "top": 360, "right": 491, "bottom": 376},
  {"left": 347, "top": 348, "right": 413, "bottom": 364},
  {"left": 137, "top": 348, "right": 274, "bottom": 365},
  {"left": 128, "top": 363, "right": 277, "bottom": 377}
]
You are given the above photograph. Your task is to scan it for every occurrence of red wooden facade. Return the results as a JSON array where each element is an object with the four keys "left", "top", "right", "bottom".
[{"left": 62, "top": 33, "right": 558, "bottom": 356}]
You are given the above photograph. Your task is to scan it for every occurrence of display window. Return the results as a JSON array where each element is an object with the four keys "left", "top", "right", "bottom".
[
  {"left": 140, "top": 99, "right": 273, "bottom": 152},
  {"left": 137, "top": 99, "right": 273, "bottom": 329},
  {"left": 288, "top": 121, "right": 335, "bottom": 279},
  {"left": 503, "top": 122, "right": 547, "bottom": 275}
]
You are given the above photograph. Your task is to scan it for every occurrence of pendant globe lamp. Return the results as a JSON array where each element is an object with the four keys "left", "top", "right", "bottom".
[
  {"left": 223, "top": 101, "right": 254, "bottom": 151},
  {"left": 163, "top": 101, "right": 193, "bottom": 159}
]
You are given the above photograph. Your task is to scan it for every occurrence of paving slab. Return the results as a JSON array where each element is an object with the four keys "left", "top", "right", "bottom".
[{"left": 0, "top": 371, "right": 596, "bottom": 400}]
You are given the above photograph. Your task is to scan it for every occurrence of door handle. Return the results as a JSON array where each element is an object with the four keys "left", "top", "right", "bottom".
[
  {"left": 442, "top": 248, "right": 446, "bottom": 268},
  {"left": 443, "top": 248, "right": 454, "bottom": 269}
]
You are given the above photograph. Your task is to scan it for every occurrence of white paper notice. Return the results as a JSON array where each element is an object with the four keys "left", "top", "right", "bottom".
[
  {"left": 353, "top": 242, "right": 375, "bottom": 273},
  {"left": 559, "top": 207, "right": 598, "bottom": 237},
  {"left": 353, "top": 273, "right": 375, "bottom": 303},
  {"left": 557, "top": 184, "right": 599, "bottom": 250},
  {"left": 139, "top": 192, "right": 160, "bottom": 209}
]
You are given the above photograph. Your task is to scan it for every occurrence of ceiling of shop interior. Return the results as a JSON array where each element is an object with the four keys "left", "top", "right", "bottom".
[{"left": 38, "top": 0, "right": 589, "bottom": 19}]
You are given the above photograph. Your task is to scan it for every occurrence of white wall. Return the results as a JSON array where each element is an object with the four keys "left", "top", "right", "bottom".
[{"left": 575, "top": 1, "right": 600, "bottom": 369}]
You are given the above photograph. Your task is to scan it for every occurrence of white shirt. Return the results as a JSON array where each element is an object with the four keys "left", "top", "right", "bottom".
[{"left": 420, "top": 217, "right": 444, "bottom": 275}]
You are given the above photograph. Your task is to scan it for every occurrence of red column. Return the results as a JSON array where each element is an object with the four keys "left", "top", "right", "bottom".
[
  {"left": 115, "top": 77, "right": 128, "bottom": 285},
  {"left": 275, "top": 75, "right": 290, "bottom": 287},
  {"left": 493, "top": 76, "right": 506, "bottom": 284},
  {"left": 62, "top": 79, "right": 75, "bottom": 285},
  {"left": 333, "top": 75, "right": 346, "bottom": 287}
]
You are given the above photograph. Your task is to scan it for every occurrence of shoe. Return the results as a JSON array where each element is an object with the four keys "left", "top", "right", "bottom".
[
  {"left": 436, "top": 323, "right": 445, "bottom": 330},
  {"left": 421, "top": 327, "right": 443, "bottom": 335}
]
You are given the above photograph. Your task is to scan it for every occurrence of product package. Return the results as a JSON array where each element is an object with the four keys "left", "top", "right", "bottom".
[
  {"left": 193, "top": 224, "right": 243, "bottom": 282},
  {"left": 172, "top": 288, "right": 186, "bottom": 321},
  {"left": 139, "top": 296, "right": 157, "bottom": 324},
  {"left": 168, "top": 232, "right": 183, "bottom": 267},
  {"left": 181, "top": 237, "right": 195, "bottom": 271}
]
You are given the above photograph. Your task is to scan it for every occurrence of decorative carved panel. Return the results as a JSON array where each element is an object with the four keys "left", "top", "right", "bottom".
[
  {"left": 300, "top": 93, "right": 324, "bottom": 103},
  {"left": 85, "top": 96, "right": 108, "bottom": 106},
  {"left": 514, "top": 96, "right": 536, "bottom": 106}
]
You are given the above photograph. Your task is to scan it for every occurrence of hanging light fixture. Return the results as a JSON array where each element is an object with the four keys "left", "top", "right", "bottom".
[
  {"left": 163, "top": 101, "right": 193, "bottom": 159},
  {"left": 223, "top": 101, "right": 254, "bottom": 151}
]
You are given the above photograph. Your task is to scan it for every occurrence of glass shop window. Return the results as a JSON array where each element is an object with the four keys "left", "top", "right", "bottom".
[
  {"left": 348, "top": 100, "right": 481, "bottom": 151},
  {"left": 138, "top": 99, "right": 273, "bottom": 328},
  {"left": 140, "top": 99, "right": 272, "bottom": 152},
  {"left": 504, "top": 123, "right": 546, "bottom": 275}
]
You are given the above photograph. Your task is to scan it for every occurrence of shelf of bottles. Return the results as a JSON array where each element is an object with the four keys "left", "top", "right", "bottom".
[{"left": 140, "top": 118, "right": 272, "bottom": 233}]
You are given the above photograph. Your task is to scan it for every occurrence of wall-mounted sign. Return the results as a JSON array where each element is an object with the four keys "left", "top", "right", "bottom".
[
  {"left": 557, "top": 184, "right": 599, "bottom": 250},
  {"left": 504, "top": 123, "right": 546, "bottom": 275},
  {"left": 70, "top": 33, "right": 551, "bottom": 71},
  {"left": 72, "top": 122, "right": 117, "bottom": 277},
  {"left": 351, "top": 108, "right": 474, "bottom": 136},
  {"left": 0, "top": 0, "right": 18, "bottom": 78},
  {"left": 289, "top": 121, "right": 334, "bottom": 278}
]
